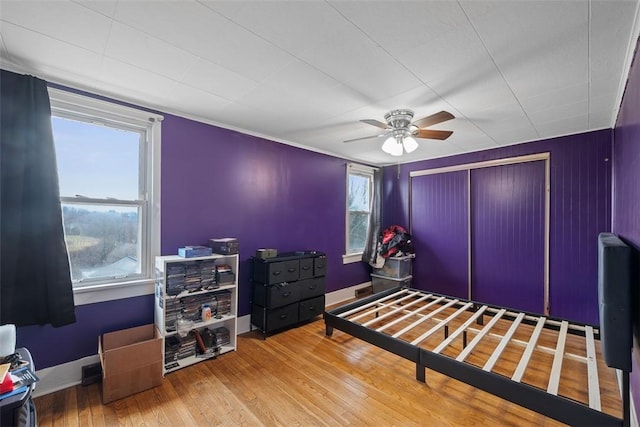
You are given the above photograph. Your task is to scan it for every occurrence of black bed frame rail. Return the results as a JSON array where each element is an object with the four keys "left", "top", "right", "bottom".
[
  {"left": 324, "top": 287, "right": 627, "bottom": 426},
  {"left": 419, "top": 348, "right": 623, "bottom": 426}
]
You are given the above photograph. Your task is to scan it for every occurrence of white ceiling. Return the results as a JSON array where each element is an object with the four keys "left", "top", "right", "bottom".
[{"left": 1, "top": 1, "right": 639, "bottom": 166}]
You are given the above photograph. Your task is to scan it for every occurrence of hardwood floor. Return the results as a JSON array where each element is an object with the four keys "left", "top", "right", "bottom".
[{"left": 34, "top": 317, "right": 622, "bottom": 426}]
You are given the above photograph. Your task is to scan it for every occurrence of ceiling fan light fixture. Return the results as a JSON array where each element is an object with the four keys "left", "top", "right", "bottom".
[
  {"left": 402, "top": 135, "right": 418, "bottom": 153},
  {"left": 381, "top": 136, "right": 397, "bottom": 154},
  {"left": 389, "top": 139, "right": 403, "bottom": 156}
]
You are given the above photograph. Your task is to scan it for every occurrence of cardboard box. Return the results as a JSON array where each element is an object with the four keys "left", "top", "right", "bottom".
[{"left": 99, "top": 324, "right": 163, "bottom": 404}]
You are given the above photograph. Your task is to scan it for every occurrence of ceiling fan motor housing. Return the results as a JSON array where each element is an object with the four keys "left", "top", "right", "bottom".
[
  {"left": 384, "top": 109, "right": 414, "bottom": 130},
  {"left": 385, "top": 109, "right": 414, "bottom": 139}
]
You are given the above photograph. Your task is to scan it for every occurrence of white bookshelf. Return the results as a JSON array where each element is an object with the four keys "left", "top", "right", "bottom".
[{"left": 154, "top": 254, "right": 238, "bottom": 374}]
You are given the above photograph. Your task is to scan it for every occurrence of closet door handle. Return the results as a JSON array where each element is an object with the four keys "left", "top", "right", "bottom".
[{"left": 282, "top": 292, "right": 291, "bottom": 298}]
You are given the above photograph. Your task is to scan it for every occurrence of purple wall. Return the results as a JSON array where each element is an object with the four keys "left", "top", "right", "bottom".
[
  {"left": 160, "top": 114, "right": 370, "bottom": 315},
  {"left": 386, "top": 129, "right": 612, "bottom": 325},
  {"left": 16, "top": 105, "right": 371, "bottom": 370},
  {"left": 612, "top": 35, "right": 640, "bottom": 423}
]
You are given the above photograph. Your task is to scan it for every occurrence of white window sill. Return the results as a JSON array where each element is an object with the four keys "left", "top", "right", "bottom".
[
  {"left": 73, "top": 278, "right": 155, "bottom": 306},
  {"left": 342, "top": 253, "right": 363, "bottom": 264}
]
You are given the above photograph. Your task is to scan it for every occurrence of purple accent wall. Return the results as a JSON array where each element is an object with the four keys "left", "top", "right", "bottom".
[
  {"left": 471, "top": 161, "right": 545, "bottom": 312},
  {"left": 160, "top": 114, "right": 370, "bottom": 315},
  {"left": 612, "top": 35, "right": 640, "bottom": 423},
  {"left": 16, "top": 103, "right": 371, "bottom": 370},
  {"left": 410, "top": 171, "right": 468, "bottom": 297},
  {"left": 388, "top": 129, "right": 612, "bottom": 325}
]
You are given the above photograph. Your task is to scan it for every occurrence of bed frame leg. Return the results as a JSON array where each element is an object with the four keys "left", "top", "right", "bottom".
[
  {"left": 623, "top": 369, "right": 630, "bottom": 427},
  {"left": 326, "top": 325, "right": 333, "bottom": 336},
  {"left": 416, "top": 363, "right": 425, "bottom": 383}
]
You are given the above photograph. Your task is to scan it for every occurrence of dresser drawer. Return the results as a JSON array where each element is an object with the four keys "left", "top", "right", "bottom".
[
  {"left": 266, "top": 304, "right": 299, "bottom": 331},
  {"left": 253, "top": 282, "right": 300, "bottom": 309},
  {"left": 299, "top": 257, "right": 314, "bottom": 280},
  {"left": 314, "top": 256, "right": 326, "bottom": 277},
  {"left": 253, "top": 259, "right": 300, "bottom": 284},
  {"left": 298, "top": 277, "right": 325, "bottom": 300},
  {"left": 299, "top": 296, "right": 325, "bottom": 321}
]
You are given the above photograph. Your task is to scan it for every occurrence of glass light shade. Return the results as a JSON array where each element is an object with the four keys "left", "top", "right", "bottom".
[
  {"left": 389, "top": 139, "right": 403, "bottom": 156},
  {"left": 381, "top": 136, "right": 397, "bottom": 154},
  {"left": 402, "top": 136, "right": 418, "bottom": 153}
]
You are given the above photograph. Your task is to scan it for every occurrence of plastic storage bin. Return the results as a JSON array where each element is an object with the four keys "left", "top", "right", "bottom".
[
  {"left": 371, "top": 274, "right": 412, "bottom": 293},
  {"left": 371, "top": 255, "right": 414, "bottom": 279}
]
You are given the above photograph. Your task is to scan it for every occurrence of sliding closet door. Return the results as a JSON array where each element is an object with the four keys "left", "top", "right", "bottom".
[
  {"left": 410, "top": 170, "right": 468, "bottom": 298},
  {"left": 470, "top": 161, "right": 545, "bottom": 313}
]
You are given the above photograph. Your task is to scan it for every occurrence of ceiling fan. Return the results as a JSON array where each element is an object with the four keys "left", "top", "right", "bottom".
[{"left": 344, "top": 109, "right": 454, "bottom": 156}]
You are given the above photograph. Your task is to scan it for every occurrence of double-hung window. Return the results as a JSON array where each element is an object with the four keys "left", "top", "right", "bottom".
[
  {"left": 49, "top": 88, "right": 162, "bottom": 303},
  {"left": 344, "top": 163, "right": 375, "bottom": 264}
]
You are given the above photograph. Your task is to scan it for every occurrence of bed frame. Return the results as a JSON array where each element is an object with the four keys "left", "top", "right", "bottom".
[{"left": 325, "top": 235, "right": 633, "bottom": 426}]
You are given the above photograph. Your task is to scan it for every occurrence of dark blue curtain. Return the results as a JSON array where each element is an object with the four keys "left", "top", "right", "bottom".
[{"left": 1, "top": 70, "right": 76, "bottom": 327}]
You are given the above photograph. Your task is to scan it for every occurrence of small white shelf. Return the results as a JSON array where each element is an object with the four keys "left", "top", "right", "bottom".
[
  {"left": 164, "top": 344, "right": 236, "bottom": 374},
  {"left": 161, "top": 282, "right": 236, "bottom": 300},
  {"left": 163, "top": 313, "right": 236, "bottom": 336},
  {"left": 155, "top": 254, "right": 239, "bottom": 375}
]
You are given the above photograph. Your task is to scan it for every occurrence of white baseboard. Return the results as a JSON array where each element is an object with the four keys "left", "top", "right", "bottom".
[
  {"left": 33, "top": 282, "right": 373, "bottom": 397},
  {"left": 237, "top": 314, "right": 251, "bottom": 335},
  {"left": 32, "top": 354, "right": 99, "bottom": 398},
  {"left": 325, "top": 281, "right": 372, "bottom": 307}
]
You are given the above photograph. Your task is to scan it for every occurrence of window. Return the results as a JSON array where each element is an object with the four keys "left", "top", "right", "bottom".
[
  {"left": 344, "top": 163, "right": 375, "bottom": 264},
  {"left": 49, "top": 88, "right": 162, "bottom": 303}
]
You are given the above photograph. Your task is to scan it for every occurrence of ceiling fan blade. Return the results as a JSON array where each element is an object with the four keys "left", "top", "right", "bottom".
[
  {"left": 412, "top": 111, "right": 455, "bottom": 129},
  {"left": 343, "top": 134, "right": 386, "bottom": 143},
  {"left": 414, "top": 129, "right": 453, "bottom": 140},
  {"left": 360, "top": 119, "right": 389, "bottom": 130}
]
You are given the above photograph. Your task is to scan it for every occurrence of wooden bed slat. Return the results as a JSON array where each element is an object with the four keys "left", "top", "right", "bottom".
[
  {"left": 338, "top": 289, "right": 409, "bottom": 318},
  {"left": 392, "top": 299, "right": 459, "bottom": 339},
  {"left": 376, "top": 296, "right": 445, "bottom": 333},
  {"left": 547, "top": 320, "right": 569, "bottom": 395},
  {"left": 512, "top": 317, "right": 547, "bottom": 382},
  {"left": 483, "top": 312, "right": 525, "bottom": 372},
  {"left": 457, "top": 308, "right": 506, "bottom": 362},
  {"left": 351, "top": 291, "right": 422, "bottom": 322},
  {"left": 585, "top": 325, "right": 602, "bottom": 411},
  {"left": 361, "top": 293, "right": 433, "bottom": 327},
  {"left": 410, "top": 302, "right": 474, "bottom": 346},
  {"left": 434, "top": 305, "right": 488, "bottom": 354}
]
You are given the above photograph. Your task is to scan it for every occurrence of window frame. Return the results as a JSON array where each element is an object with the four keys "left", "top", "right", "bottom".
[
  {"left": 48, "top": 88, "right": 162, "bottom": 305},
  {"left": 343, "top": 163, "right": 376, "bottom": 264}
]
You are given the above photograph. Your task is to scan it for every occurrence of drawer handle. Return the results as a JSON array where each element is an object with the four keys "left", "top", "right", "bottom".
[
  {"left": 282, "top": 292, "right": 291, "bottom": 298},
  {"left": 273, "top": 271, "right": 281, "bottom": 276},
  {"left": 287, "top": 268, "right": 296, "bottom": 273},
  {"left": 302, "top": 266, "right": 310, "bottom": 270},
  {"left": 308, "top": 306, "right": 316, "bottom": 310},
  {"left": 279, "top": 314, "right": 289, "bottom": 319},
  {"left": 308, "top": 285, "right": 316, "bottom": 290}
]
